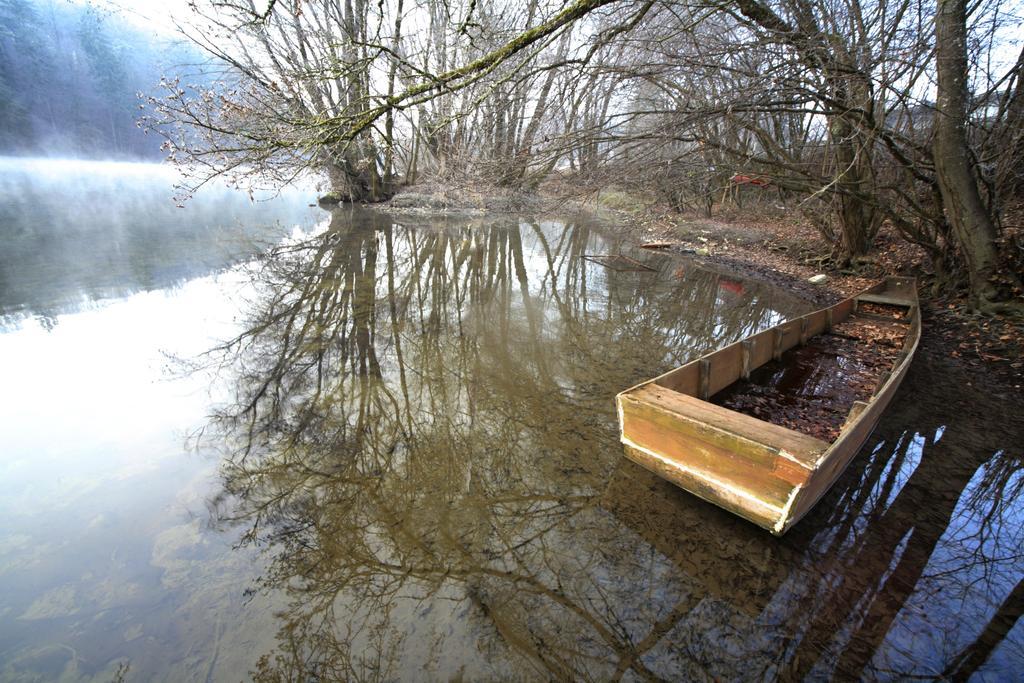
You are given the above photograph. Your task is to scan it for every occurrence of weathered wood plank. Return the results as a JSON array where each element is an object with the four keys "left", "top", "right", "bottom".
[
  {"left": 706, "top": 342, "right": 743, "bottom": 396},
  {"left": 880, "top": 276, "right": 917, "bottom": 299},
  {"left": 856, "top": 293, "right": 914, "bottom": 307},
  {"left": 778, "top": 319, "right": 802, "bottom": 352},
  {"left": 748, "top": 329, "right": 774, "bottom": 369},
  {"left": 804, "top": 309, "right": 829, "bottom": 338},
  {"left": 699, "top": 358, "right": 711, "bottom": 400},
  {"left": 841, "top": 400, "right": 870, "bottom": 430},
  {"left": 831, "top": 298, "right": 855, "bottom": 325},
  {"left": 619, "top": 391, "right": 796, "bottom": 490},
  {"left": 623, "top": 384, "right": 827, "bottom": 472},
  {"left": 621, "top": 445, "right": 785, "bottom": 532},
  {"left": 653, "top": 363, "right": 699, "bottom": 396}
]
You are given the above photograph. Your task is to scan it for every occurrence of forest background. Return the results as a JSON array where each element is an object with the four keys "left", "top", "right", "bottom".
[{"left": 2, "top": 0, "right": 1022, "bottom": 312}]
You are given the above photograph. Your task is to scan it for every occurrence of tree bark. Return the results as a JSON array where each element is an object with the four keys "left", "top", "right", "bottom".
[
  {"left": 933, "top": 0, "right": 1004, "bottom": 309},
  {"left": 327, "top": 154, "right": 385, "bottom": 203},
  {"left": 832, "top": 115, "right": 879, "bottom": 259},
  {"left": 383, "top": 0, "right": 405, "bottom": 195}
]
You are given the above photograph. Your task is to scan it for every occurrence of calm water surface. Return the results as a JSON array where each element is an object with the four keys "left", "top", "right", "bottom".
[{"left": 1, "top": 159, "right": 1022, "bottom": 681}]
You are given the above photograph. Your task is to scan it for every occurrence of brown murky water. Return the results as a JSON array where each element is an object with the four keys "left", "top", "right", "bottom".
[
  {"left": 201, "top": 208, "right": 1024, "bottom": 680},
  {"left": 2, "top": 169, "right": 1022, "bottom": 681}
]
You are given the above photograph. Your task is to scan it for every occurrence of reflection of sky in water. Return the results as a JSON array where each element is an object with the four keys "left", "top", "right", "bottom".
[
  {"left": 0, "top": 274, "right": 234, "bottom": 508},
  {"left": 0, "top": 158, "right": 324, "bottom": 679},
  {"left": 0, "top": 164, "right": 1021, "bottom": 680},
  {"left": 0, "top": 269, "right": 279, "bottom": 680}
]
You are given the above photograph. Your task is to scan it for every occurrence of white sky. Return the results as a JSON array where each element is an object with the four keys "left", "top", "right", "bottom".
[
  {"left": 90, "top": 0, "right": 274, "bottom": 35},
  {"left": 87, "top": 0, "right": 1022, "bottom": 79},
  {"left": 91, "top": 0, "right": 193, "bottom": 34}
]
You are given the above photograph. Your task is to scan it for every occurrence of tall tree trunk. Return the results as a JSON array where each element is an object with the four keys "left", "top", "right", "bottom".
[
  {"left": 832, "top": 114, "right": 880, "bottom": 260},
  {"left": 734, "top": 0, "right": 882, "bottom": 262},
  {"left": 933, "top": 0, "right": 1005, "bottom": 310},
  {"left": 383, "top": 0, "right": 405, "bottom": 195}
]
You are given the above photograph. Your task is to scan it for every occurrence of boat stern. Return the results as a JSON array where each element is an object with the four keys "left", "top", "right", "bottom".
[{"left": 616, "top": 383, "right": 827, "bottom": 534}]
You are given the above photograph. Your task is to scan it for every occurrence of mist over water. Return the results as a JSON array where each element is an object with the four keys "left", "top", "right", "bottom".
[
  {"left": 0, "top": 157, "right": 322, "bottom": 325},
  {"left": 0, "top": 158, "right": 323, "bottom": 680}
]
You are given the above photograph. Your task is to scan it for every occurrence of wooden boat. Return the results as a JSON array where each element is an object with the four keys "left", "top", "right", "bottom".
[{"left": 616, "top": 276, "right": 919, "bottom": 536}]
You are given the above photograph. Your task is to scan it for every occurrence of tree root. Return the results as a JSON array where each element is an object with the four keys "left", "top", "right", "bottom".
[{"left": 976, "top": 298, "right": 1024, "bottom": 318}]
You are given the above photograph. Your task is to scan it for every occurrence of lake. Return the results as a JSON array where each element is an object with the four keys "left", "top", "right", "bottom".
[{"left": 1, "top": 158, "right": 1022, "bottom": 681}]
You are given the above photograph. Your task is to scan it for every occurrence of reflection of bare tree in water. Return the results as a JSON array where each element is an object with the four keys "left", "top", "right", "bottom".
[
  {"left": 763, "top": 350, "right": 1024, "bottom": 680},
  {"left": 201, "top": 208, "right": 797, "bottom": 680},
  {"left": 943, "top": 577, "right": 1024, "bottom": 681},
  {"left": 201, "top": 208, "right": 1022, "bottom": 680}
]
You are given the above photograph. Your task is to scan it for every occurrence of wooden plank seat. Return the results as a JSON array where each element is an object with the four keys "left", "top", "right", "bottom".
[{"left": 855, "top": 293, "right": 914, "bottom": 307}]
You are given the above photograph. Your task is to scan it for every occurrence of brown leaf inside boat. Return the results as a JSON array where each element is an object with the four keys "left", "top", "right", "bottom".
[{"left": 712, "top": 307, "right": 910, "bottom": 442}]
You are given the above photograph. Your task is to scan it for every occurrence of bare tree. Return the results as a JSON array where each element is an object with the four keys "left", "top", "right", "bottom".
[
  {"left": 155, "top": 0, "right": 1022, "bottom": 304},
  {"left": 934, "top": 0, "right": 1020, "bottom": 311},
  {"left": 151, "top": 0, "right": 402, "bottom": 201}
]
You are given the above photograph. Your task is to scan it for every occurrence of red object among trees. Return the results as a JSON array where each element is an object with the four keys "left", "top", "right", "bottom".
[
  {"left": 730, "top": 174, "right": 771, "bottom": 187},
  {"left": 718, "top": 278, "right": 745, "bottom": 296}
]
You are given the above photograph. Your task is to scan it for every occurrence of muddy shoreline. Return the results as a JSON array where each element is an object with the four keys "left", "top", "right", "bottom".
[{"left": 625, "top": 214, "right": 1022, "bottom": 399}]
